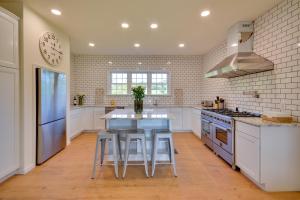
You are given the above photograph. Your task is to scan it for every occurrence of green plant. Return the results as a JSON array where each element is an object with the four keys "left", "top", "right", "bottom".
[{"left": 131, "top": 86, "right": 145, "bottom": 101}]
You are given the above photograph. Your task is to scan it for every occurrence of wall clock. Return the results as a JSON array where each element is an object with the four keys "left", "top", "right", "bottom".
[{"left": 39, "top": 32, "right": 63, "bottom": 66}]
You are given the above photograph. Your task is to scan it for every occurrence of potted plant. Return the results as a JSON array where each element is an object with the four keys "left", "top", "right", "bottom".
[
  {"left": 131, "top": 86, "right": 145, "bottom": 114},
  {"left": 77, "top": 94, "right": 85, "bottom": 106}
]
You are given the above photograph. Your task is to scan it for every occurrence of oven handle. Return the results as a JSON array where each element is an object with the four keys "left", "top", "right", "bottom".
[{"left": 201, "top": 119, "right": 211, "bottom": 124}]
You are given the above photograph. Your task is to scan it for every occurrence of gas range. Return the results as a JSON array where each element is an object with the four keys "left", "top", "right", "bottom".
[
  {"left": 203, "top": 108, "right": 261, "bottom": 118},
  {"left": 201, "top": 109, "right": 260, "bottom": 169}
]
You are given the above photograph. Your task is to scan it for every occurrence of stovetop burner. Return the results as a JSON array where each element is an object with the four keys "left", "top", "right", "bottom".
[{"left": 203, "top": 109, "right": 261, "bottom": 118}]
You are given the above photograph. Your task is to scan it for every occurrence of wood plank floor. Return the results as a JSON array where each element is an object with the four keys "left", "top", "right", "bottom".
[{"left": 0, "top": 133, "right": 300, "bottom": 200}]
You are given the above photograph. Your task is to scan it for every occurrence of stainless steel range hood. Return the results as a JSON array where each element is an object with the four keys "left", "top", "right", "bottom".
[{"left": 205, "top": 22, "right": 274, "bottom": 78}]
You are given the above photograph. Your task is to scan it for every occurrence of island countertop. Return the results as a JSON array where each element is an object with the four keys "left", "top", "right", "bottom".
[{"left": 102, "top": 108, "right": 175, "bottom": 120}]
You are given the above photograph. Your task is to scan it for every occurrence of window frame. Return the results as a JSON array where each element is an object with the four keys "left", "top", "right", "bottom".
[{"left": 107, "top": 69, "right": 170, "bottom": 96}]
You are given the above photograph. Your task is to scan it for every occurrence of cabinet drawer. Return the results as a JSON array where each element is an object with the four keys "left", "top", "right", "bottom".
[{"left": 236, "top": 121, "right": 260, "bottom": 138}]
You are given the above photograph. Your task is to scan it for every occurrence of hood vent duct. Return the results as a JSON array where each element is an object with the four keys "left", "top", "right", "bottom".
[{"left": 205, "top": 21, "right": 274, "bottom": 78}]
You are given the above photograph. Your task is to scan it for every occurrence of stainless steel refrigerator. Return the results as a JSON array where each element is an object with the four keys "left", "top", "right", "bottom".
[{"left": 36, "top": 68, "right": 67, "bottom": 165}]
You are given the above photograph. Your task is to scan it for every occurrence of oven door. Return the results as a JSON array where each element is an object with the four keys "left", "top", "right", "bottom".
[
  {"left": 212, "top": 124, "right": 232, "bottom": 154},
  {"left": 201, "top": 118, "right": 212, "bottom": 140}
]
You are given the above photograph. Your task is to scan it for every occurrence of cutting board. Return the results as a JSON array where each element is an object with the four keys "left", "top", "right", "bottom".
[{"left": 262, "top": 115, "right": 293, "bottom": 123}]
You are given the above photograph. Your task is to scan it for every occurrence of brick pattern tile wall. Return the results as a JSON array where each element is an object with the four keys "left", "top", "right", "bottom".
[
  {"left": 201, "top": 0, "right": 300, "bottom": 121},
  {"left": 71, "top": 55, "right": 202, "bottom": 106}
]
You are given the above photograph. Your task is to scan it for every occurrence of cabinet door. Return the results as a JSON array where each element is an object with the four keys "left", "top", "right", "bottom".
[
  {"left": 0, "top": 9, "right": 18, "bottom": 69},
  {"left": 70, "top": 109, "right": 82, "bottom": 138},
  {"left": 236, "top": 130, "right": 260, "bottom": 182},
  {"left": 169, "top": 107, "right": 183, "bottom": 131},
  {"left": 192, "top": 109, "right": 201, "bottom": 137},
  {"left": 93, "top": 108, "right": 105, "bottom": 130},
  {"left": 0, "top": 67, "right": 19, "bottom": 179},
  {"left": 82, "top": 108, "right": 94, "bottom": 130},
  {"left": 182, "top": 108, "right": 192, "bottom": 130}
]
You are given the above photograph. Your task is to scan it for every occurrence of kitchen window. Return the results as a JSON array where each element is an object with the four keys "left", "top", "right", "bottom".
[{"left": 108, "top": 71, "right": 169, "bottom": 95}]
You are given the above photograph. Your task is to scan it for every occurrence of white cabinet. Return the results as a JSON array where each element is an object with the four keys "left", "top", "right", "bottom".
[
  {"left": 0, "top": 67, "right": 19, "bottom": 181},
  {"left": 192, "top": 108, "right": 201, "bottom": 138},
  {"left": 169, "top": 107, "right": 183, "bottom": 131},
  {"left": 236, "top": 128, "right": 260, "bottom": 182},
  {"left": 182, "top": 107, "right": 192, "bottom": 130},
  {"left": 82, "top": 108, "right": 94, "bottom": 130},
  {"left": 0, "top": 7, "right": 19, "bottom": 69},
  {"left": 93, "top": 107, "right": 105, "bottom": 130},
  {"left": 70, "top": 109, "right": 83, "bottom": 139},
  {"left": 0, "top": 8, "right": 19, "bottom": 182},
  {"left": 235, "top": 121, "right": 300, "bottom": 191}
]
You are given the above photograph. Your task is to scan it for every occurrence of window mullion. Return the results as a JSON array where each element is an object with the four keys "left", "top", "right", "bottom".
[{"left": 128, "top": 72, "right": 132, "bottom": 95}]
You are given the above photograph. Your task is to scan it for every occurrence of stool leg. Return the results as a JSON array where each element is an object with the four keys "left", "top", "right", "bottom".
[
  {"left": 151, "top": 134, "right": 158, "bottom": 177},
  {"left": 122, "top": 136, "right": 131, "bottom": 178},
  {"left": 112, "top": 135, "right": 119, "bottom": 178},
  {"left": 100, "top": 139, "right": 106, "bottom": 166},
  {"left": 117, "top": 134, "right": 122, "bottom": 161},
  {"left": 168, "top": 138, "right": 172, "bottom": 163},
  {"left": 169, "top": 135, "right": 177, "bottom": 177},
  {"left": 92, "top": 136, "right": 100, "bottom": 179},
  {"left": 141, "top": 137, "right": 149, "bottom": 177}
]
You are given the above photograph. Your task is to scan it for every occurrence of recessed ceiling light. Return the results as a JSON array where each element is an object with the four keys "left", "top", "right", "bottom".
[
  {"left": 178, "top": 43, "right": 185, "bottom": 48},
  {"left": 231, "top": 43, "right": 238, "bottom": 47},
  {"left": 121, "top": 23, "right": 129, "bottom": 29},
  {"left": 138, "top": 62, "right": 142, "bottom": 65},
  {"left": 51, "top": 9, "right": 62, "bottom": 16},
  {"left": 297, "top": 43, "right": 300, "bottom": 47},
  {"left": 108, "top": 61, "right": 113, "bottom": 64},
  {"left": 150, "top": 23, "right": 158, "bottom": 29},
  {"left": 200, "top": 10, "right": 210, "bottom": 17},
  {"left": 134, "top": 43, "right": 140, "bottom": 48},
  {"left": 89, "top": 43, "right": 95, "bottom": 47}
]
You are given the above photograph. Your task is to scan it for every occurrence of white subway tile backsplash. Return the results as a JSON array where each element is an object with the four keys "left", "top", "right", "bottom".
[{"left": 200, "top": 0, "right": 300, "bottom": 121}]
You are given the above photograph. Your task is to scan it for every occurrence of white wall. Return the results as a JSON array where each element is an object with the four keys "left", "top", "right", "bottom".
[
  {"left": 20, "top": 3, "right": 71, "bottom": 173},
  {"left": 71, "top": 55, "right": 203, "bottom": 106}
]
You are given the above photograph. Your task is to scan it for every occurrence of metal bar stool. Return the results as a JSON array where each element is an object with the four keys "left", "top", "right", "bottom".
[
  {"left": 91, "top": 130, "right": 121, "bottom": 179},
  {"left": 151, "top": 129, "right": 177, "bottom": 177},
  {"left": 122, "top": 129, "right": 149, "bottom": 178}
]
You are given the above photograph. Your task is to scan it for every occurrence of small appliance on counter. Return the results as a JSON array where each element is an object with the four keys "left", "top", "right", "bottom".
[
  {"left": 213, "top": 96, "right": 225, "bottom": 109},
  {"left": 201, "top": 100, "right": 213, "bottom": 108}
]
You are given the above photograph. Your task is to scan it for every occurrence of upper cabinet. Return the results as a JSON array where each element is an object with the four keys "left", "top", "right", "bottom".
[{"left": 0, "top": 7, "right": 19, "bottom": 69}]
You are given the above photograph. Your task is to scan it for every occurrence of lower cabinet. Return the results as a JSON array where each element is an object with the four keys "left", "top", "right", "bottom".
[
  {"left": 235, "top": 121, "right": 300, "bottom": 191},
  {"left": 192, "top": 108, "right": 201, "bottom": 138},
  {"left": 70, "top": 107, "right": 106, "bottom": 139},
  {"left": 0, "top": 67, "right": 19, "bottom": 181},
  {"left": 236, "top": 128, "right": 260, "bottom": 182}
]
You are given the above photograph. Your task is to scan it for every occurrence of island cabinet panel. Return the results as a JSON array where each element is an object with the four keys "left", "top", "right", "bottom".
[
  {"left": 93, "top": 107, "right": 105, "bottom": 130},
  {"left": 235, "top": 121, "right": 300, "bottom": 192},
  {"left": 168, "top": 107, "right": 183, "bottom": 131},
  {"left": 182, "top": 107, "right": 192, "bottom": 131}
]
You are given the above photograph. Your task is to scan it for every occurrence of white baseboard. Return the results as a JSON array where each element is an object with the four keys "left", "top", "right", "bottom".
[{"left": 17, "top": 163, "right": 35, "bottom": 175}]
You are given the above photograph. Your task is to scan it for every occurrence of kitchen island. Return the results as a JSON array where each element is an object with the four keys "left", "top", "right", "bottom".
[{"left": 101, "top": 108, "right": 175, "bottom": 161}]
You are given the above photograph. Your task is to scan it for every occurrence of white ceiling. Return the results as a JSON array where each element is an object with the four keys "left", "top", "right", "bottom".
[{"left": 25, "top": 0, "right": 281, "bottom": 55}]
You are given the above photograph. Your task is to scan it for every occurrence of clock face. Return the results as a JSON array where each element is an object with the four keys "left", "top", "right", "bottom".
[{"left": 39, "top": 32, "right": 63, "bottom": 66}]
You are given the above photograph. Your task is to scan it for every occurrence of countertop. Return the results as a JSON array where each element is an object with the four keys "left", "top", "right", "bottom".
[
  {"left": 234, "top": 117, "right": 300, "bottom": 127},
  {"left": 70, "top": 104, "right": 208, "bottom": 111},
  {"left": 102, "top": 108, "right": 175, "bottom": 120}
]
